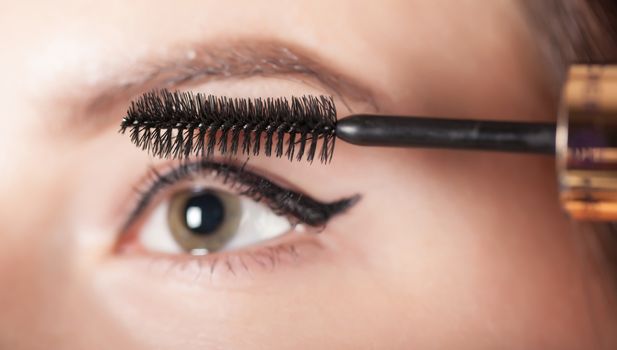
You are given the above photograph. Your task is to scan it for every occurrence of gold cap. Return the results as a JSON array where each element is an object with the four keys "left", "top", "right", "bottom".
[{"left": 558, "top": 65, "right": 617, "bottom": 220}]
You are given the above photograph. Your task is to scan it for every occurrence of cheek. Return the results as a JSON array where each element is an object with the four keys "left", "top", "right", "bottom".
[
  {"left": 0, "top": 171, "right": 135, "bottom": 348},
  {"left": 328, "top": 145, "right": 594, "bottom": 346},
  {"left": 0, "top": 133, "right": 147, "bottom": 348},
  {"left": 90, "top": 242, "right": 397, "bottom": 349}
]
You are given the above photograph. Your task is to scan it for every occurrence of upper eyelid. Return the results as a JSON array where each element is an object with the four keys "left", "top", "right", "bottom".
[{"left": 122, "top": 159, "right": 359, "bottom": 234}]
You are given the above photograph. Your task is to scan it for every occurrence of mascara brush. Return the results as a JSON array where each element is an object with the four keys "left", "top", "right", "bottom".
[
  {"left": 121, "top": 65, "right": 617, "bottom": 221},
  {"left": 120, "top": 90, "right": 555, "bottom": 163}
]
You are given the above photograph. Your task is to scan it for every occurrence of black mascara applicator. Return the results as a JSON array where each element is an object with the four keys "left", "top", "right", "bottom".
[
  {"left": 121, "top": 90, "right": 554, "bottom": 163},
  {"left": 121, "top": 64, "right": 617, "bottom": 221}
]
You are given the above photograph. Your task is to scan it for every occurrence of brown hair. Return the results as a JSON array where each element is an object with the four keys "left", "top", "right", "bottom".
[
  {"left": 523, "top": 0, "right": 617, "bottom": 332},
  {"left": 523, "top": 0, "right": 617, "bottom": 65}
]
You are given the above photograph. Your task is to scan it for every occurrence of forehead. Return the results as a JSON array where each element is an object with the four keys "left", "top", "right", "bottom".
[{"left": 0, "top": 0, "right": 522, "bottom": 90}]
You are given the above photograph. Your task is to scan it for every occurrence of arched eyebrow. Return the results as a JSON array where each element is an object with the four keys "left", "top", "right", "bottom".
[{"left": 63, "top": 40, "right": 378, "bottom": 137}]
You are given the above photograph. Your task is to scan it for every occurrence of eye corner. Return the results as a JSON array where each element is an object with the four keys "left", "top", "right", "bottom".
[{"left": 295, "top": 193, "right": 362, "bottom": 227}]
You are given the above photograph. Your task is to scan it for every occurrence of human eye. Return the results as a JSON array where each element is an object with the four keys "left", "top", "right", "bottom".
[{"left": 116, "top": 159, "right": 359, "bottom": 272}]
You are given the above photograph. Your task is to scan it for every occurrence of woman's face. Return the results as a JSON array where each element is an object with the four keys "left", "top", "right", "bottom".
[{"left": 0, "top": 0, "right": 614, "bottom": 349}]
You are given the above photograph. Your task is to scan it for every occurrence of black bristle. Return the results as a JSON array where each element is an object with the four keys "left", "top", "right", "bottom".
[
  {"left": 264, "top": 125, "right": 275, "bottom": 157},
  {"left": 120, "top": 89, "right": 337, "bottom": 163},
  {"left": 217, "top": 122, "right": 231, "bottom": 155},
  {"left": 151, "top": 129, "right": 161, "bottom": 156},
  {"left": 206, "top": 124, "right": 218, "bottom": 157},
  {"left": 241, "top": 124, "right": 253, "bottom": 155},
  {"left": 172, "top": 127, "right": 184, "bottom": 158},
  {"left": 296, "top": 130, "right": 308, "bottom": 161},
  {"left": 275, "top": 123, "right": 286, "bottom": 158},
  {"left": 141, "top": 127, "right": 152, "bottom": 152},
  {"left": 252, "top": 121, "right": 266, "bottom": 156},
  {"left": 229, "top": 125, "right": 242, "bottom": 155},
  {"left": 286, "top": 124, "right": 297, "bottom": 161},
  {"left": 194, "top": 126, "right": 205, "bottom": 156},
  {"left": 306, "top": 133, "right": 319, "bottom": 163},
  {"left": 184, "top": 128, "right": 195, "bottom": 158},
  {"left": 163, "top": 128, "right": 173, "bottom": 158}
]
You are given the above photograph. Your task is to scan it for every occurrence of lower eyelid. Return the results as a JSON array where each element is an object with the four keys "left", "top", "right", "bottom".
[{"left": 114, "top": 234, "right": 326, "bottom": 288}]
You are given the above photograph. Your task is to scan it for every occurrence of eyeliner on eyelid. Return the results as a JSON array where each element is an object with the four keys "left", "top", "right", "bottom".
[{"left": 123, "top": 160, "right": 360, "bottom": 234}]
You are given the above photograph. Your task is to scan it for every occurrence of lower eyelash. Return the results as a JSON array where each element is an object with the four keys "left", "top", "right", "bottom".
[{"left": 127, "top": 235, "right": 325, "bottom": 285}]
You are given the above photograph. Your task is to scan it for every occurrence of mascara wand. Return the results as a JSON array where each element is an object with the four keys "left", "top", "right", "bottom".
[
  {"left": 121, "top": 64, "right": 617, "bottom": 221},
  {"left": 120, "top": 92, "right": 554, "bottom": 163}
]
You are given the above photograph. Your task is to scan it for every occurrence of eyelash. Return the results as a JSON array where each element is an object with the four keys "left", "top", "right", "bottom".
[{"left": 122, "top": 159, "right": 359, "bottom": 240}]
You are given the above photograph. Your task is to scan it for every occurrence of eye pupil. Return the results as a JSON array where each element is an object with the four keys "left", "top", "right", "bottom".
[{"left": 183, "top": 192, "right": 225, "bottom": 235}]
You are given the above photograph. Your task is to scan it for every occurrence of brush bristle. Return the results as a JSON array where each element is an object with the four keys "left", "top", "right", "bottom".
[{"left": 120, "top": 89, "right": 337, "bottom": 163}]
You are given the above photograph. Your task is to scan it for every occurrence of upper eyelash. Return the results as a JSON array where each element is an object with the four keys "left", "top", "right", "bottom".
[
  {"left": 124, "top": 159, "right": 360, "bottom": 232},
  {"left": 119, "top": 89, "right": 337, "bottom": 163}
]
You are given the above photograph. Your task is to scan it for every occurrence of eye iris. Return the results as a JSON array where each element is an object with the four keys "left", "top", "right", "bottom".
[
  {"left": 168, "top": 188, "right": 242, "bottom": 253},
  {"left": 184, "top": 193, "right": 225, "bottom": 234}
]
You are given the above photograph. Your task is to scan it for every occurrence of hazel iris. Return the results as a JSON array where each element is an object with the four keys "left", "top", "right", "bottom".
[{"left": 168, "top": 189, "right": 241, "bottom": 252}]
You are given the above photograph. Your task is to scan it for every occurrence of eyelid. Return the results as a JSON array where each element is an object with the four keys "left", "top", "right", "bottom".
[
  {"left": 120, "top": 159, "right": 360, "bottom": 236},
  {"left": 110, "top": 159, "right": 361, "bottom": 284}
]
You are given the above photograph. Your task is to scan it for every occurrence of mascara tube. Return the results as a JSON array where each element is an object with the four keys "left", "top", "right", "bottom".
[{"left": 558, "top": 65, "right": 617, "bottom": 220}]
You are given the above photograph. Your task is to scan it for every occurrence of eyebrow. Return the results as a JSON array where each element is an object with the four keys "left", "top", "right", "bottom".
[{"left": 63, "top": 40, "right": 378, "bottom": 137}]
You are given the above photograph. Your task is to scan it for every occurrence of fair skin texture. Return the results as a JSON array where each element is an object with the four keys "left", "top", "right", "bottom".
[{"left": 1, "top": 0, "right": 616, "bottom": 349}]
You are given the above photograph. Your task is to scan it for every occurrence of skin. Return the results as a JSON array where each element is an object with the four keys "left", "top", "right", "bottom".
[{"left": 0, "top": 0, "right": 616, "bottom": 349}]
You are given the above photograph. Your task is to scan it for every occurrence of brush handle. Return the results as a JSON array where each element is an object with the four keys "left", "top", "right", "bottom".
[{"left": 336, "top": 115, "right": 556, "bottom": 154}]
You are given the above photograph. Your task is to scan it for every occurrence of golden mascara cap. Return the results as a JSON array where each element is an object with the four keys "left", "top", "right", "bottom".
[{"left": 558, "top": 64, "right": 617, "bottom": 220}]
